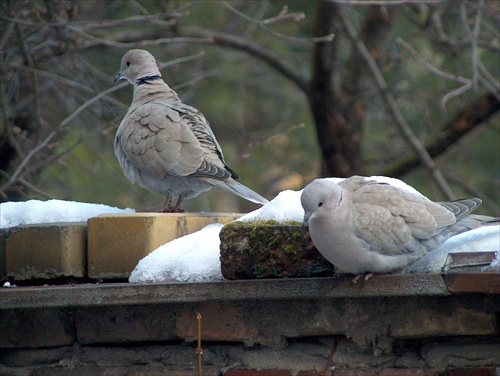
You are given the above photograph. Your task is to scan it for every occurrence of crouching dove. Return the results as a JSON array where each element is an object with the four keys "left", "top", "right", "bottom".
[
  {"left": 114, "top": 49, "right": 268, "bottom": 212},
  {"left": 301, "top": 176, "right": 498, "bottom": 280}
]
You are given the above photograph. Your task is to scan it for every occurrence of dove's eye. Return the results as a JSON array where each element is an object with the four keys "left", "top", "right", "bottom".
[
  {"left": 126, "top": 61, "right": 131, "bottom": 66},
  {"left": 318, "top": 202, "right": 323, "bottom": 207}
]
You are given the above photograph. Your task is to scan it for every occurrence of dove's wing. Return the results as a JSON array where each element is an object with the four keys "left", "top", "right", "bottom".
[
  {"left": 116, "top": 101, "right": 233, "bottom": 181},
  {"left": 341, "top": 177, "right": 457, "bottom": 255}
]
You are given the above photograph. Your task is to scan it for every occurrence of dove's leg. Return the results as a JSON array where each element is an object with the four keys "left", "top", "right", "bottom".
[
  {"left": 352, "top": 272, "right": 373, "bottom": 283},
  {"left": 159, "top": 196, "right": 183, "bottom": 213},
  {"left": 173, "top": 194, "right": 186, "bottom": 212}
]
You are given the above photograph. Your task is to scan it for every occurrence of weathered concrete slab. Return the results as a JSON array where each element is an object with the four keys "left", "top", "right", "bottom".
[
  {"left": 88, "top": 212, "right": 241, "bottom": 279},
  {"left": 0, "top": 275, "right": 448, "bottom": 310}
]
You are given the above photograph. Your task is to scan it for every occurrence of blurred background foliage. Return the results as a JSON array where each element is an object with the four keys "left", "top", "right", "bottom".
[{"left": 1, "top": 0, "right": 499, "bottom": 215}]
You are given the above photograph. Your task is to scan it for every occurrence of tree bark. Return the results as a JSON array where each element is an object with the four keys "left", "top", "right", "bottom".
[{"left": 309, "top": 2, "right": 397, "bottom": 177}]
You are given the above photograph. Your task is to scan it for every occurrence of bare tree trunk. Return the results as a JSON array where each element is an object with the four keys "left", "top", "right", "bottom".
[
  {"left": 309, "top": 2, "right": 397, "bottom": 177},
  {"left": 309, "top": 1, "right": 357, "bottom": 177}
]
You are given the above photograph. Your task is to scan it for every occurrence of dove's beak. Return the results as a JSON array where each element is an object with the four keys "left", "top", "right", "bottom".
[
  {"left": 114, "top": 72, "right": 123, "bottom": 83},
  {"left": 302, "top": 212, "right": 310, "bottom": 228}
]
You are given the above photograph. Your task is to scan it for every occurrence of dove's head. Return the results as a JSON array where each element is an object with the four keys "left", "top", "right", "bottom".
[
  {"left": 301, "top": 179, "right": 344, "bottom": 227},
  {"left": 115, "top": 49, "right": 162, "bottom": 84}
]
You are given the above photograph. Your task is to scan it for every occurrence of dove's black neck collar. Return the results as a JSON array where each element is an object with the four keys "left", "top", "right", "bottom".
[{"left": 136, "top": 75, "right": 162, "bottom": 86}]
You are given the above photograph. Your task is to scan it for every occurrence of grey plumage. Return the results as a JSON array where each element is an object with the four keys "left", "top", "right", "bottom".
[
  {"left": 114, "top": 49, "right": 268, "bottom": 211},
  {"left": 301, "top": 176, "right": 496, "bottom": 276}
]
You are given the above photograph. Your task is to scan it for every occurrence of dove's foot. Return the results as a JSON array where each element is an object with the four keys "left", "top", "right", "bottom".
[
  {"left": 352, "top": 272, "right": 373, "bottom": 283},
  {"left": 159, "top": 205, "right": 184, "bottom": 213},
  {"left": 159, "top": 195, "right": 185, "bottom": 213}
]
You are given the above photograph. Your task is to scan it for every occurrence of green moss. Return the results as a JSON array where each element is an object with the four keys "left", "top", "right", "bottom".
[
  {"left": 283, "top": 244, "right": 296, "bottom": 255},
  {"left": 223, "top": 220, "right": 302, "bottom": 228}
]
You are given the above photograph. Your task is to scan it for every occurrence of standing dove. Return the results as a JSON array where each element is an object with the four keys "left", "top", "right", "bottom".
[
  {"left": 301, "top": 176, "right": 497, "bottom": 279},
  {"left": 114, "top": 49, "right": 268, "bottom": 212}
]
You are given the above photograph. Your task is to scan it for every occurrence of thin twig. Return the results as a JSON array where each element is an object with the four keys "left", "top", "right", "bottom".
[
  {"left": 65, "top": 24, "right": 212, "bottom": 50},
  {"left": 320, "top": 337, "right": 340, "bottom": 376},
  {"left": 395, "top": 37, "right": 470, "bottom": 85},
  {"left": 470, "top": 0, "right": 484, "bottom": 91},
  {"left": 243, "top": 123, "right": 306, "bottom": 157},
  {"left": 196, "top": 313, "right": 202, "bottom": 376},
  {"left": 263, "top": 6, "right": 305, "bottom": 25},
  {"left": 0, "top": 170, "right": 52, "bottom": 199},
  {"left": 339, "top": 6, "right": 455, "bottom": 199},
  {"left": 478, "top": 61, "right": 500, "bottom": 94},
  {"left": 0, "top": 62, "right": 126, "bottom": 109},
  {"left": 478, "top": 75, "right": 500, "bottom": 102},
  {"left": 439, "top": 82, "right": 473, "bottom": 109},
  {"left": 219, "top": 1, "right": 333, "bottom": 44},
  {"left": 203, "top": 31, "right": 310, "bottom": 92},
  {"left": 396, "top": 35, "right": 479, "bottom": 109},
  {"left": 328, "top": 0, "right": 447, "bottom": 4}
]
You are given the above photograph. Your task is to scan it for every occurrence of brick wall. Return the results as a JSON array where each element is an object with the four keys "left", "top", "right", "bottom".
[{"left": 0, "top": 214, "right": 499, "bottom": 375}]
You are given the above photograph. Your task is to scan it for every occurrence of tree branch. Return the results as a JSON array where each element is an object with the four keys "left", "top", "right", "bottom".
[
  {"left": 183, "top": 28, "right": 311, "bottom": 93},
  {"left": 339, "top": 5, "right": 455, "bottom": 199},
  {"left": 382, "top": 93, "right": 500, "bottom": 177}
]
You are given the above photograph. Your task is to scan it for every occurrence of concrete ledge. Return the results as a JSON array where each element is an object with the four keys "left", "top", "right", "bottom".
[
  {"left": 0, "top": 275, "right": 449, "bottom": 310},
  {"left": 88, "top": 212, "right": 241, "bottom": 279}
]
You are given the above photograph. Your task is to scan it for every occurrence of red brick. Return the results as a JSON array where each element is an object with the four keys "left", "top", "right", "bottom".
[
  {"left": 379, "top": 369, "right": 437, "bottom": 376},
  {"left": 297, "top": 371, "right": 321, "bottom": 376},
  {"left": 445, "top": 367, "right": 499, "bottom": 376},
  {"left": 333, "top": 369, "right": 377, "bottom": 376},
  {"left": 224, "top": 369, "right": 292, "bottom": 376}
]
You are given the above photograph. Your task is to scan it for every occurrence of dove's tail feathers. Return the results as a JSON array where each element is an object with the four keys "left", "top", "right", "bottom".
[
  {"left": 212, "top": 179, "right": 269, "bottom": 205},
  {"left": 468, "top": 215, "right": 500, "bottom": 225},
  {"left": 438, "top": 197, "right": 482, "bottom": 221}
]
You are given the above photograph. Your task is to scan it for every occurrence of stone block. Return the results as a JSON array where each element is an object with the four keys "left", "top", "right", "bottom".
[
  {"left": 5, "top": 222, "right": 86, "bottom": 280},
  {"left": 332, "top": 371, "right": 378, "bottom": 376},
  {"left": 176, "top": 301, "right": 258, "bottom": 342},
  {"left": 378, "top": 369, "right": 438, "bottom": 376},
  {"left": 0, "top": 228, "right": 10, "bottom": 281},
  {"left": 87, "top": 212, "right": 241, "bottom": 279},
  {"left": 444, "top": 368, "right": 499, "bottom": 376},
  {"left": 422, "top": 341, "right": 500, "bottom": 373},
  {"left": 31, "top": 367, "right": 130, "bottom": 376},
  {"left": 0, "top": 308, "right": 75, "bottom": 348},
  {"left": 390, "top": 302, "right": 497, "bottom": 338},
  {"left": 219, "top": 223, "right": 335, "bottom": 279},
  {"left": 0, "top": 346, "right": 72, "bottom": 367},
  {"left": 224, "top": 369, "right": 292, "bottom": 376},
  {"left": 75, "top": 305, "right": 177, "bottom": 344}
]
